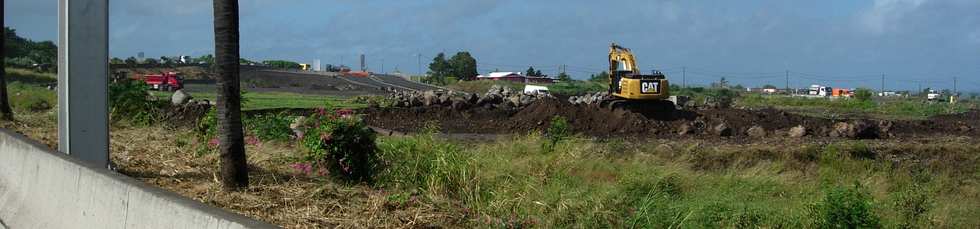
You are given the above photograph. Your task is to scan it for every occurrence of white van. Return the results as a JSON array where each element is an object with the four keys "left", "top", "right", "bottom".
[{"left": 523, "top": 85, "right": 550, "bottom": 95}]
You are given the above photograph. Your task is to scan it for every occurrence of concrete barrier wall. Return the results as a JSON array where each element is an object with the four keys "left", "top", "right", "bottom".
[{"left": 0, "top": 129, "right": 276, "bottom": 229}]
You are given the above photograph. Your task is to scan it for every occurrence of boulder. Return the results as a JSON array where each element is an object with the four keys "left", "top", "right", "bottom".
[
  {"left": 714, "top": 123, "right": 733, "bottom": 137},
  {"left": 171, "top": 89, "right": 193, "bottom": 105},
  {"left": 422, "top": 90, "right": 438, "bottom": 106},
  {"left": 957, "top": 122, "right": 973, "bottom": 132},
  {"left": 677, "top": 123, "right": 693, "bottom": 135},
  {"left": 508, "top": 95, "right": 522, "bottom": 107},
  {"left": 486, "top": 85, "right": 504, "bottom": 97},
  {"left": 466, "top": 93, "right": 479, "bottom": 104},
  {"left": 290, "top": 116, "right": 307, "bottom": 138},
  {"left": 501, "top": 86, "right": 514, "bottom": 97},
  {"left": 829, "top": 122, "right": 852, "bottom": 138},
  {"left": 451, "top": 100, "right": 469, "bottom": 111},
  {"left": 830, "top": 121, "right": 879, "bottom": 139},
  {"left": 438, "top": 92, "right": 451, "bottom": 105},
  {"left": 409, "top": 94, "right": 423, "bottom": 107},
  {"left": 788, "top": 125, "right": 807, "bottom": 138},
  {"left": 520, "top": 94, "right": 535, "bottom": 106},
  {"left": 746, "top": 126, "right": 767, "bottom": 138}
]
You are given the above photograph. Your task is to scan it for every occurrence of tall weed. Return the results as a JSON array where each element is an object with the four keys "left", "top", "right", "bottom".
[
  {"left": 109, "top": 80, "right": 161, "bottom": 126},
  {"left": 810, "top": 183, "right": 881, "bottom": 228}
]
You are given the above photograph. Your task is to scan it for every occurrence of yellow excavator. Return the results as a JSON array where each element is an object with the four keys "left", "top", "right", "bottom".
[{"left": 603, "top": 43, "right": 674, "bottom": 110}]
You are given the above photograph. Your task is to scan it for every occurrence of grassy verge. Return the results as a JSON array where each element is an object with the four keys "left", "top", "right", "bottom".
[
  {"left": 4, "top": 106, "right": 978, "bottom": 227},
  {"left": 3, "top": 68, "right": 58, "bottom": 113},
  {"left": 151, "top": 91, "right": 367, "bottom": 110},
  {"left": 737, "top": 94, "right": 973, "bottom": 119},
  {"left": 5, "top": 68, "right": 56, "bottom": 85},
  {"left": 375, "top": 133, "right": 979, "bottom": 228}
]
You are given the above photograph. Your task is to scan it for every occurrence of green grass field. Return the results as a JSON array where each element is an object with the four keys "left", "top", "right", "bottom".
[
  {"left": 4, "top": 68, "right": 57, "bottom": 113},
  {"left": 373, "top": 132, "right": 980, "bottom": 228},
  {"left": 737, "top": 93, "right": 974, "bottom": 119}
]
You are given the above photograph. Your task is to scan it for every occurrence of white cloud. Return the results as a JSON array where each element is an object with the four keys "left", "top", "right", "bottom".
[{"left": 859, "top": 0, "right": 928, "bottom": 34}]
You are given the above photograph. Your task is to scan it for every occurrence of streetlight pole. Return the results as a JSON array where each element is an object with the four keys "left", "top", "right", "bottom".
[{"left": 58, "top": 0, "right": 109, "bottom": 168}]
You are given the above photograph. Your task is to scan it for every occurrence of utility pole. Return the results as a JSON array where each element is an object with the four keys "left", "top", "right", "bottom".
[
  {"left": 682, "top": 66, "right": 686, "bottom": 88},
  {"left": 881, "top": 74, "right": 885, "bottom": 95},
  {"left": 953, "top": 76, "right": 958, "bottom": 94},
  {"left": 417, "top": 53, "right": 422, "bottom": 76},
  {"left": 381, "top": 59, "right": 385, "bottom": 74},
  {"left": 785, "top": 70, "right": 789, "bottom": 92}
]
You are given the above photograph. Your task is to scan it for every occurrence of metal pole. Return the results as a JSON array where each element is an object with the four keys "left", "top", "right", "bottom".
[
  {"left": 881, "top": 74, "right": 885, "bottom": 95},
  {"left": 682, "top": 66, "right": 686, "bottom": 88},
  {"left": 58, "top": 0, "right": 109, "bottom": 168}
]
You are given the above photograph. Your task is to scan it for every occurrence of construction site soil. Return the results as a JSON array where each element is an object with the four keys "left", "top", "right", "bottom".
[{"left": 357, "top": 98, "right": 980, "bottom": 140}]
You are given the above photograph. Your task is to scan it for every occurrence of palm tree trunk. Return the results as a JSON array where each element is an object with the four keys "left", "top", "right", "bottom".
[
  {"left": 1, "top": 2, "right": 14, "bottom": 121},
  {"left": 213, "top": 0, "right": 248, "bottom": 190}
]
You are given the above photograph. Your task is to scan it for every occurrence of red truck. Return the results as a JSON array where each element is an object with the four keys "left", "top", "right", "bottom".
[
  {"left": 141, "top": 72, "right": 183, "bottom": 91},
  {"left": 340, "top": 69, "right": 371, "bottom": 77}
]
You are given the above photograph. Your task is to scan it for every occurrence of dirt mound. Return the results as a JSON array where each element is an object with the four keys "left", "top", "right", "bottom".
[
  {"left": 889, "top": 109, "right": 980, "bottom": 137},
  {"left": 509, "top": 99, "right": 661, "bottom": 135},
  {"left": 161, "top": 103, "right": 211, "bottom": 127},
  {"left": 360, "top": 99, "right": 980, "bottom": 139},
  {"left": 362, "top": 106, "right": 519, "bottom": 134}
]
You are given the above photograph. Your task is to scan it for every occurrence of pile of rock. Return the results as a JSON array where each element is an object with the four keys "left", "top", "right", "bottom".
[
  {"left": 171, "top": 89, "right": 211, "bottom": 107},
  {"left": 829, "top": 120, "right": 884, "bottom": 139},
  {"left": 388, "top": 85, "right": 553, "bottom": 110},
  {"left": 568, "top": 92, "right": 613, "bottom": 105}
]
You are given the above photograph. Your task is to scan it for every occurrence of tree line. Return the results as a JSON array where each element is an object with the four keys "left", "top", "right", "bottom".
[
  {"left": 4, "top": 27, "right": 57, "bottom": 72},
  {"left": 425, "top": 52, "right": 478, "bottom": 85}
]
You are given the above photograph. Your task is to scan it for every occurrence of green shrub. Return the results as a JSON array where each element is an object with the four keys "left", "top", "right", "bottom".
[
  {"left": 109, "top": 79, "right": 161, "bottom": 126},
  {"left": 350, "top": 95, "right": 394, "bottom": 108},
  {"left": 195, "top": 108, "right": 219, "bottom": 152},
  {"left": 811, "top": 183, "right": 881, "bottom": 228},
  {"left": 892, "top": 183, "right": 934, "bottom": 229},
  {"left": 377, "top": 132, "right": 480, "bottom": 202},
  {"left": 300, "top": 107, "right": 378, "bottom": 182},
  {"left": 854, "top": 88, "right": 874, "bottom": 102},
  {"left": 244, "top": 113, "right": 293, "bottom": 142},
  {"left": 707, "top": 88, "right": 738, "bottom": 108},
  {"left": 543, "top": 116, "right": 571, "bottom": 152}
]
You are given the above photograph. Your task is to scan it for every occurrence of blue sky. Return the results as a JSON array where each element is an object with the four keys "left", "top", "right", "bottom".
[{"left": 5, "top": 0, "right": 980, "bottom": 92}]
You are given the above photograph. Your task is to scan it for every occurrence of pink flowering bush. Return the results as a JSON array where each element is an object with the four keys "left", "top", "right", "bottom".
[{"left": 300, "top": 107, "right": 377, "bottom": 181}]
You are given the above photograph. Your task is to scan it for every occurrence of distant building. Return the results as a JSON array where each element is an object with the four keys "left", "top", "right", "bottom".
[{"left": 476, "top": 72, "right": 554, "bottom": 84}]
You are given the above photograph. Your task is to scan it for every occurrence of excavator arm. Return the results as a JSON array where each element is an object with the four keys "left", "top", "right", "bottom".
[{"left": 609, "top": 43, "right": 640, "bottom": 74}]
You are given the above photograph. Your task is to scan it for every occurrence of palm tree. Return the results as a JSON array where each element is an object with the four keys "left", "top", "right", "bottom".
[
  {"left": 1, "top": 2, "right": 13, "bottom": 121},
  {"left": 213, "top": 0, "right": 248, "bottom": 190}
]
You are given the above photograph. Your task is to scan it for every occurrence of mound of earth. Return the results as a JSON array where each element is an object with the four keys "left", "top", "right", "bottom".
[{"left": 360, "top": 98, "right": 980, "bottom": 139}]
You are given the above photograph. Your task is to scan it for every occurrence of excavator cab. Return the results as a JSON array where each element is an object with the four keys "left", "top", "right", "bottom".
[{"left": 608, "top": 43, "right": 670, "bottom": 101}]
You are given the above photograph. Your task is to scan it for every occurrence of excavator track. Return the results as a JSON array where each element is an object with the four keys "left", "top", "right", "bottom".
[
  {"left": 598, "top": 97, "right": 677, "bottom": 119},
  {"left": 601, "top": 97, "right": 674, "bottom": 110}
]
